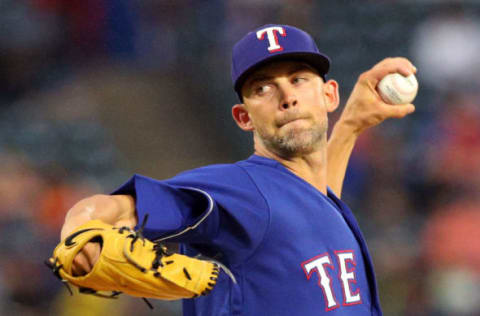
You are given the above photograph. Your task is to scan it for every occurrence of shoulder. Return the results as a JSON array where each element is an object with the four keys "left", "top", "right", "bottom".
[
  {"left": 166, "top": 161, "right": 262, "bottom": 197},
  {"left": 173, "top": 162, "right": 248, "bottom": 184},
  {"left": 169, "top": 160, "right": 270, "bottom": 209}
]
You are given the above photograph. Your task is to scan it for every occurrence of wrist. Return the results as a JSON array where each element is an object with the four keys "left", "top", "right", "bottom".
[{"left": 331, "top": 118, "right": 362, "bottom": 141}]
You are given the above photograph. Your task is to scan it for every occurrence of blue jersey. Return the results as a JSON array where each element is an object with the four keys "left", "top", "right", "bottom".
[{"left": 113, "top": 155, "right": 382, "bottom": 315}]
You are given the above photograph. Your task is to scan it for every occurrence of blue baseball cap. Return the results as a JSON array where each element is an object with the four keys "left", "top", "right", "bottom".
[{"left": 231, "top": 24, "right": 330, "bottom": 100}]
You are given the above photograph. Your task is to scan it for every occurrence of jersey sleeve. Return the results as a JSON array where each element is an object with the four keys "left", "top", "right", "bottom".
[
  {"left": 111, "top": 163, "right": 269, "bottom": 264},
  {"left": 112, "top": 174, "right": 218, "bottom": 242}
]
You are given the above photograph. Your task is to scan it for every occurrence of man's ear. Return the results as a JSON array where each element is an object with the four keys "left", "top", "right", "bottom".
[
  {"left": 323, "top": 79, "right": 340, "bottom": 112},
  {"left": 232, "top": 104, "right": 254, "bottom": 131}
]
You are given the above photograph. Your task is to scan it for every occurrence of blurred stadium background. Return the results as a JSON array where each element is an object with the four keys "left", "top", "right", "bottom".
[{"left": 1, "top": 0, "right": 480, "bottom": 315}]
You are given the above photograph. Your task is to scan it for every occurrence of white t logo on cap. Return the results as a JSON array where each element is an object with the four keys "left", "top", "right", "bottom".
[{"left": 257, "top": 26, "right": 286, "bottom": 53}]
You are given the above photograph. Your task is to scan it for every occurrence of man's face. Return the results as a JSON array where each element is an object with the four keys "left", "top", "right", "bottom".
[{"left": 238, "top": 60, "right": 339, "bottom": 157}]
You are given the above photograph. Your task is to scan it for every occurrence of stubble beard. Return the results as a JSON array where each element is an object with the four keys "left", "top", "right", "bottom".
[{"left": 256, "top": 118, "right": 328, "bottom": 158}]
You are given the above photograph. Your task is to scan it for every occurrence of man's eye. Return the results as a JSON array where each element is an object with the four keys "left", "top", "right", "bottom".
[
  {"left": 293, "top": 77, "right": 307, "bottom": 84},
  {"left": 255, "top": 85, "right": 272, "bottom": 95}
]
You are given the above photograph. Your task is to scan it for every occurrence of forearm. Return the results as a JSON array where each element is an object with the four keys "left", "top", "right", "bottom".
[
  {"left": 327, "top": 121, "right": 359, "bottom": 198},
  {"left": 61, "top": 194, "right": 137, "bottom": 241},
  {"left": 327, "top": 58, "right": 416, "bottom": 197}
]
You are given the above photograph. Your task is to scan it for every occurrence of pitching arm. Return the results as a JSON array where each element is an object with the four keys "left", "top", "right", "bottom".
[{"left": 327, "top": 57, "right": 417, "bottom": 197}]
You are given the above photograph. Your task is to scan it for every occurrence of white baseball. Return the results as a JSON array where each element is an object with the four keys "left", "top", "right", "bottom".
[{"left": 377, "top": 73, "right": 418, "bottom": 105}]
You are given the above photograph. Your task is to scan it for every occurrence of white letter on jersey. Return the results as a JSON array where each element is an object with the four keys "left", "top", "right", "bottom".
[
  {"left": 302, "top": 253, "right": 339, "bottom": 311},
  {"left": 335, "top": 250, "right": 361, "bottom": 305},
  {"left": 256, "top": 26, "right": 286, "bottom": 53}
]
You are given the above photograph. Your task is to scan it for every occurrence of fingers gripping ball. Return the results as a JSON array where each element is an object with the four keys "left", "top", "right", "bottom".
[
  {"left": 377, "top": 73, "right": 418, "bottom": 105},
  {"left": 46, "top": 220, "right": 219, "bottom": 301}
]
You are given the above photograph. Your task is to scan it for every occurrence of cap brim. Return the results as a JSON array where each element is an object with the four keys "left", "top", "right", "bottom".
[{"left": 234, "top": 52, "right": 330, "bottom": 96}]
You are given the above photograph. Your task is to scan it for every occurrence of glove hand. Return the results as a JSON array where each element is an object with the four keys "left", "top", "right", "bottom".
[
  {"left": 47, "top": 219, "right": 219, "bottom": 300},
  {"left": 71, "top": 241, "right": 101, "bottom": 276}
]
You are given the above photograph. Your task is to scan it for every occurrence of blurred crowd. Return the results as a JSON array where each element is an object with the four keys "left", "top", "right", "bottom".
[{"left": 1, "top": 1, "right": 479, "bottom": 315}]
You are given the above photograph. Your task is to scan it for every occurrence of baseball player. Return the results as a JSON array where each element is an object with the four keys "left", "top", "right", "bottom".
[{"left": 51, "top": 24, "right": 416, "bottom": 315}]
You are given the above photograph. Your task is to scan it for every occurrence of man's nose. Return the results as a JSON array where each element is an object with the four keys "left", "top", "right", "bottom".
[{"left": 279, "top": 84, "right": 298, "bottom": 110}]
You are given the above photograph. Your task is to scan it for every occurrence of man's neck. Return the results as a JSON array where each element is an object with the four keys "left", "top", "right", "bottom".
[{"left": 254, "top": 145, "right": 328, "bottom": 194}]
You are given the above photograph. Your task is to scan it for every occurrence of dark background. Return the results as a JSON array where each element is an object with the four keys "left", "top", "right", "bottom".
[{"left": 1, "top": 1, "right": 480, "bottom": 315}]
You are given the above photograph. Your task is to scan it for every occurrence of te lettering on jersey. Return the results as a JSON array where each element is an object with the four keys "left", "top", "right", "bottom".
[
  {"left": 301, "top": 250, "right": 362, "bottom": 311},
  {"left": 256, "top": 26, "right": 286, "bottom": 53}
]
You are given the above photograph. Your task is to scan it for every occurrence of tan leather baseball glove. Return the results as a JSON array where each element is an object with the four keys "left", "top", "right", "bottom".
[{"left": 46, "top": 219, "right": 219, "bottom": 302}]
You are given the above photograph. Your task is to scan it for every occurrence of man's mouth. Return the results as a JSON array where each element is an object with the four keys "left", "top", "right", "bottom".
[{"left": 277, "top": 116, "right": 308, "bottom": 127}]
